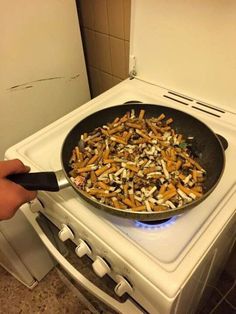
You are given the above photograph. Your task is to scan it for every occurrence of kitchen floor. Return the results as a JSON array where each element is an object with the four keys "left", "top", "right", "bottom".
[{"left": 0, "top": 243, "right": 235, "bottom": 314}]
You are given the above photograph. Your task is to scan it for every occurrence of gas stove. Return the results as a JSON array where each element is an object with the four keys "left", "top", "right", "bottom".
[
  {"left": 5, "top": 0, "right": 236, "bottom": 312},
  {"left": 5, "top": 78, "right": 236, "bottom": 313}
]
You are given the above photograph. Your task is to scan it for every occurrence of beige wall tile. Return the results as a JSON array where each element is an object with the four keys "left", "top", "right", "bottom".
[
  {"left": 107, "top": 0, "right": 124, "bottom": 39},
  {"left": 124, "top": 40, "right": 130, "bottom": 76},
  {"left": 93, "top": 0, "right": 109, "bottom": 33},
  {"left": 95, "top": 32, "right": 112, "bottom": 73},
  {"left": 87, "top": 66, "right": 102, "bottom": 97},
  {"left": 83, "top": 29, "right": 98, "bottom": 67},
  {"left": 124, "top": 0, "right": 131, "bottom": 40},
  {"left": 79, "top": 0, "right": 94, "bottom": 29},
  {"left": 100, "top": 71, "right": 114, "bottom": 93},
  {"left": 112, "top": 76, "right": 122, "bottom": 86},
  {"left": 110, "top": 37, "right": 126, "bottom": 79},
  {"left": 79, "top": 0, "right": 131, "bottom": 98}
]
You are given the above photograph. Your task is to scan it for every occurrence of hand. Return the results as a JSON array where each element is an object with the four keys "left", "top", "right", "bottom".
[{"left": 0, "top": 159, "right": 37, "bottom": 220}]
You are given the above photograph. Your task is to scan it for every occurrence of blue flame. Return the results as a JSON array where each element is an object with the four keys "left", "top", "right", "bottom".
[{"left": 135, "top": 216, "right": 177, "bottom": 230}]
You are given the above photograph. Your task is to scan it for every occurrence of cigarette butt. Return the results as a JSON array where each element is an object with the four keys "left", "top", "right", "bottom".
[
  {"left": 133, "top": 138, "right": 149, "bottom": 144},
  {"left": 90, "top": 170, "right": 97, "bottom": 183},
  {"left": 112, "top": 197, "right": 121, "bottom": 208},
  {"left": 87, "top": 154, "right": 99, "bottom": 165},
  {"left": 192, "top": 170, "right": 198, "bottom": 181},
  {"left": 96, "top": 191, "right": 117, "bottom": 198},
  {"left": 122, "top": 163, "right": 139, "bottom": 173},
  {"left": 125, "top": 130, "right": 133, "bottom": 142},
  {"left": 100, "top": 129, "right": 109, "bottom": 136},
  {"left": 126, "top": 122, "right": 142, "bottom": 129},
  {"left": 120, "top": 113, "right": 129, "bottom": 123},
  {"left": 101, "top": 166, "right": 117, "bottom": 177},
  {"left": 139, "top": 109, "right": 145, "bottom": 119},
  {"left": 192, "top": 186, "right": 203, "bottom": 193},
  {"left": 123, "top": 183, "right": 129, "bottom": 196},
  {"left": 88, "top": 188, "right": 102, "bottom": 195},
  {"left": 131, "top": 205, "right": 146, "bottom": 211},
  {"left": 177, "top": 183, "right": 191, "bottom": 195},
  {"left": 111, "top": 136, "right": 127, "bottom": 145},
  {"left": 77, "top": 165, "right": 97, "bottom": 173},
  {"left": 112, "top": 117, "right": 120, "bottom": 125},
  {"left": 159, "top": 184, "right": 167, "bottom": 195},
  {"left": 97, "top": 182, "right": 110, "bottom": 190},
  {"left": 168, "top": 183, "right": 176, "bottom": 190},
  {"left": 129, "top": 193, "right": 135, "bottom": 204},
  {"left": 103, "top": 149, "right": 110, "bottom": 160},
  {"left": 95, "top": 164, "right": 110, "bottom": 176},
  {"left": 193, "top": 161, "right": 205, "bottom": 171},
  {"left": 136, "top": 129, "right": 151, "bottom": 141},
  {"left": 170, "top": 148, "right": 176, "bottom": 161},
  {"left": 75, "top": 146, "right": 81, "bottom": 160},
  {"left": 135, "top": 199, "right": 142, "bottom": 207},
  {"left": 81, "top": 158, "right": 90, "bottom": 167},
  {"left": 176, "top": 160, "right": 182, "bottom": 170},
  {"left": 143, "top": 167, "right": 158, "bottom": 174},
  {"left": 162, "top": 189, "right": 177, "bottom": 201},
  {"left": 146, "top": 121, "right": 159, "bottom": 135},
  {"left": 103, "top": 159, "right": 115, "bottom": 164},
  {"left": 108, "top": 125, "right": 124, "bottom": 135},
  {"left": 123, "top": 198, "right": 136, "bottom": 208},
  {"left": 157, "top": 113, "right": 165, "bottom": 121},
  {"left": 196, "top": 177, "right": 205, "bottom": 183},
  {"left": 153, "top": 205, "right": 168, "bottom": 212},
  {"left": 190, "top": 189, "right": 203, "bottom": 198},
  {"left": 89, "top": 136, "right": 102, "bottom": 143},
  {"left": 146, "top": 186, "right": 157, "bottom": 197},
  {"left": 177, "top": 134, "right": 183, "bottom": 142},
  {"left": 179, "top": 173, "right": 186, "bottom": 180},
  {"left": 144, "top": 200, "right": 152, "bottom": 212},
  {"left": 166, "top": 118, "right": 173, "bottom": 125}
]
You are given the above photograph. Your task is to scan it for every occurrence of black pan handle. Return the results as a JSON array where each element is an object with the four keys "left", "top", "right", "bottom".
[
  {"left": 216, "top": 134, "right": 228, "bottom": 151},
  {"left": 7, "top": 171, "right": 61, "bottom": 191}
]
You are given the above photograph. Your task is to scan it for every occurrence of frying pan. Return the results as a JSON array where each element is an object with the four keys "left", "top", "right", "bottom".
[{"left": 8, "top": 103, "right": 225, "bottom": 221}]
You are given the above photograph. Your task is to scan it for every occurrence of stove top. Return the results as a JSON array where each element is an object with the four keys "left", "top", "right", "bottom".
[{"left": 6, "top": 79, "right": 236, "bottom": 269}]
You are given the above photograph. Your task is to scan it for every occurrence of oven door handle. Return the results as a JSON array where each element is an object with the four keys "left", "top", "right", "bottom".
[{"left": 21, "top": 205, "right": 143, "bottom": 314}]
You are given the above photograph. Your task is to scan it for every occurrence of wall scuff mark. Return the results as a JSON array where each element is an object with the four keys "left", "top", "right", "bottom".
[
  {"left": 68, "top": 73, "right": 80, "bottom": 81},
  {"left": 7, "top": 76, "right": 64, "bottom": 92},
  {"left": 7, "top": 74, "right": 81, "bottom": 92}
]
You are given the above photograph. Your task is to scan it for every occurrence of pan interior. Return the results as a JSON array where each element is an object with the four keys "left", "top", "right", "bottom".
[{"left": 61, "top": 103, "right": 225, "bottom": 219}]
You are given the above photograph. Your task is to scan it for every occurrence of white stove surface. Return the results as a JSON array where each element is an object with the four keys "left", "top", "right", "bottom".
[{"left": 6, "top": 79, "right": 236, "bottom": 268}]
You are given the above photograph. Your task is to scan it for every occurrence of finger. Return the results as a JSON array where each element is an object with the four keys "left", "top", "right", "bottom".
[
  {"left": 0, "top": 181, "right": 37, "bottom": 220},
  {"left": 0, "top": 159, "right": 30, "bottom": 178},
  {"left": 10, "top": 183, "right": 37, "bottom": 206},
  {"left": 0, "top": 191, "right": 37, "bottom": 220},
  {"left": 21, "top": 188, "right": 38, "bottom": 203}
]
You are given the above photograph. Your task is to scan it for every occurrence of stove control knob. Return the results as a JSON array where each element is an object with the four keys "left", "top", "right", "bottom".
[
  {"left": 114, "top": 275, "right": 133, "bottom": 297},
  {"left": 29, "top": 198, "right": 44, "bottom": 213},
  {"left": 58, "top": 224, "right": 74, "bottom": 242},
  {"left": 92, "top": 256, "right": 110, "bottom": 278},
  {"left": 75, "top": 239, "right": 91, "bottom": 258}
]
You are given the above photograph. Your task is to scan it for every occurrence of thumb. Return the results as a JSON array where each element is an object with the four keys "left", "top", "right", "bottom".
[{"left": 0, "top": 159, "right": 30, "bottom": 178}]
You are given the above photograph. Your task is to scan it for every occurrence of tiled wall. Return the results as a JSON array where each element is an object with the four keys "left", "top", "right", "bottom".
[{"left": 77, "top": 0, "right": 131, "bottom": 98}]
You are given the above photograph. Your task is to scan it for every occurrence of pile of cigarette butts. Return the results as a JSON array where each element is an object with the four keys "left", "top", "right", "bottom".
[{"left": 69, "top": 109, "right": 206, "bottom": 212}]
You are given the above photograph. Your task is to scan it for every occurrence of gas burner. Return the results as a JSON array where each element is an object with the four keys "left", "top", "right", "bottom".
[
  {"left": 135, "top": 216, "right": 177, "bottom": 229},
  {"left": 139, "top": 219, "right": 171, "bottom": 225}
]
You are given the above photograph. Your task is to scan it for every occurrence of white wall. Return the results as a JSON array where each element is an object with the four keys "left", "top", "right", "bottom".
[{"left": 0, "top": 0, "right": 90, "bottom": 159}]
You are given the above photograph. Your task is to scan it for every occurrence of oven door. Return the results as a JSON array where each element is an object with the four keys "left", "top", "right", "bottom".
[
  {"left": 0, "top": 209, "right": 56, "bottom": 288},
  {"left": 20, "top": 203, "right": 144, "bottom": 314}
]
